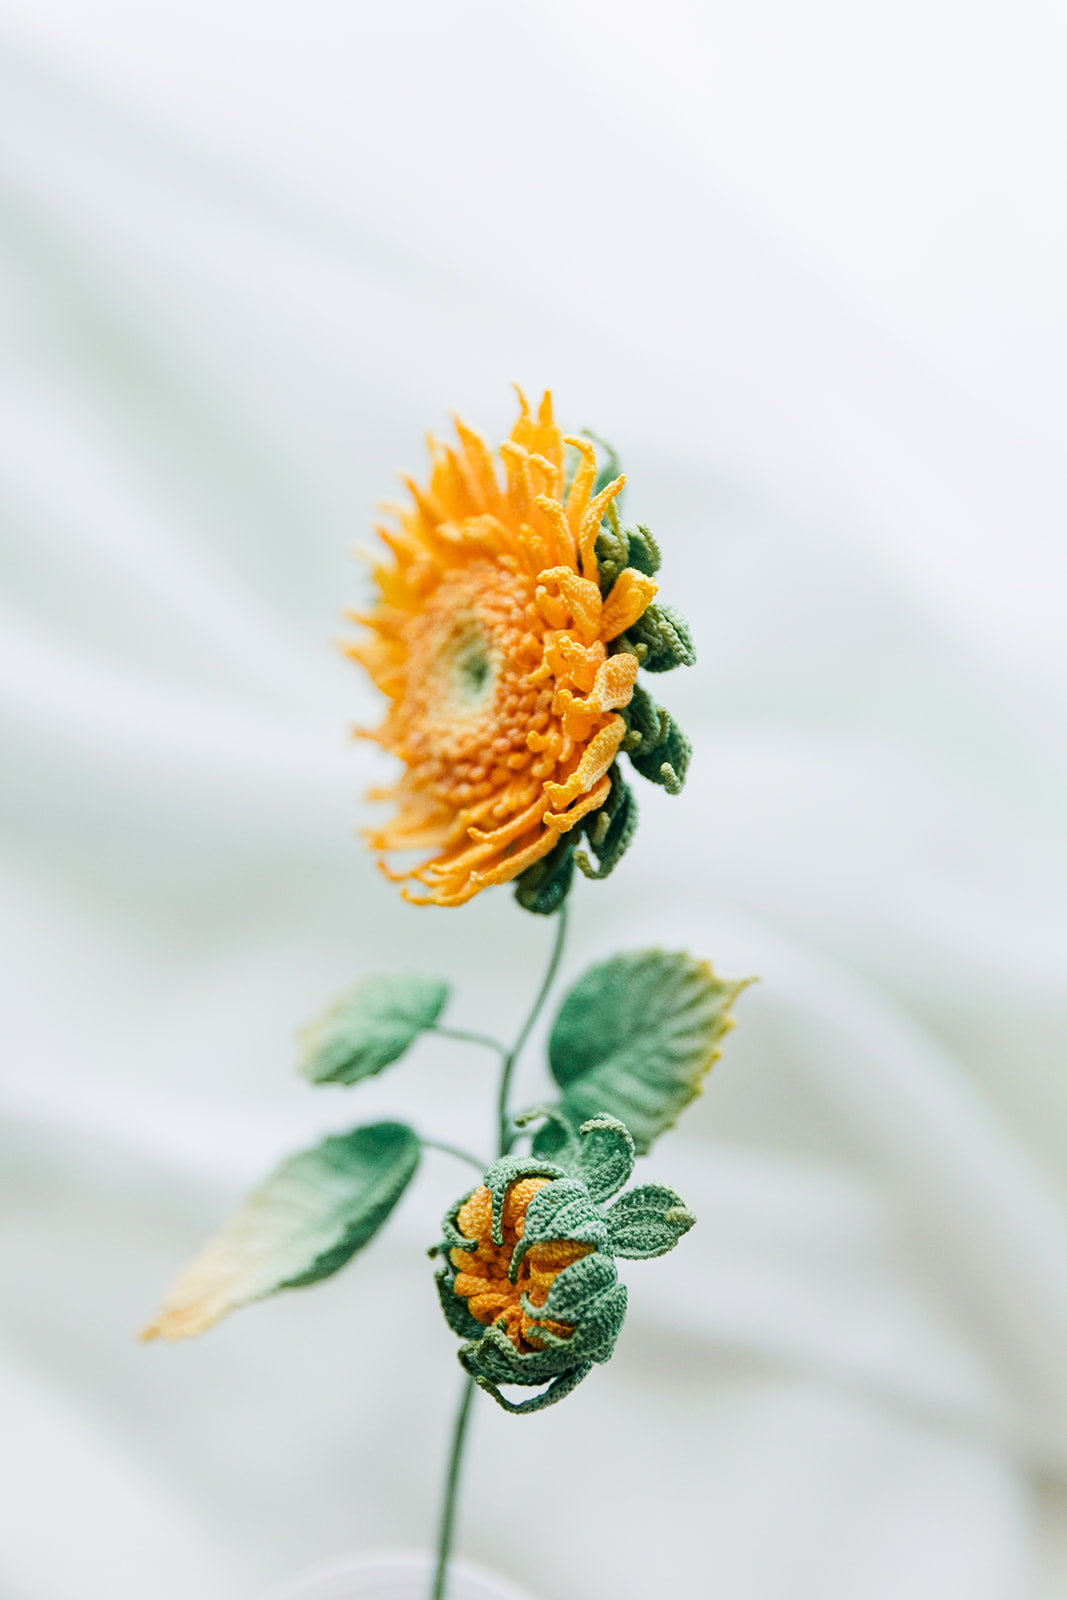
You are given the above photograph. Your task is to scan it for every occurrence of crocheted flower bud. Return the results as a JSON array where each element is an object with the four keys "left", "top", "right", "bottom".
[
  {"left": 433, "top": 1153, "right": 627, "bottom": 1413},
  {"left": 432, "top": 1117, "right": 694, "bottom": 1413}
]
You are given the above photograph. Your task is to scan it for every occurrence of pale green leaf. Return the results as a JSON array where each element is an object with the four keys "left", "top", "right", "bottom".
[
  {"left": 548, "top": 950, "right": 750, "bottom": 1153},
  {"left": 299, "top": 973, "right": 449, "bottom": 1085},
  {"left": 574, "top": 1115, "right": 635, "bottom": 1203},
  {"left": 142, "top": 1122, "right": 419, "bottom": 1340},
  {"left": 605, "top": 1182, "right": 695, "bottom": 1258}
]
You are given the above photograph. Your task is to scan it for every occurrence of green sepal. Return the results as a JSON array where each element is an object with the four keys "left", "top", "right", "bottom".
[
  {"left": 436, "top": 1183, "right": 483, "bottom": 1255},
  {"left": 623, "top": 523, "right": 662, "bottom": 578},
  {"left": 594, "top": 521, "right": 661, "bottom": 595},
  {"left": 573, "top": 1115, "right": 635, "bottom": 1203},
  {"left": 433, "top": 1262, "right": 485, "bottom": 1341},
  {"left": 626, "top": 703, "right": 691, "bottom": 796},
  {"left": 526, "top": 1249, "right": 618, "bottom": 1323},
  {"left": 575, "top": 764, "right": 638, "bottom": 881},
  {"left": 623, "top": 601, "right": 695, "bottom": 673},
  {"left": 466, "top": 1360, "right": 594, "bottom": 1414},
  {"left": 510, "top": 1178, "right": 609, "bottom": 1278},
  {"left": 525, "top": 1108, "right": 636, "bottom": 1198},
  {"left": 622, "top": 683, "right": 670, "bottom": 754},
  {"left": 520, "top": 1281, "right": 629, "bottom": 1360},
  {"left": 528, "top": 1115, "right": 571, "bottom": 1162},
  {"left": 513, "top": 835, "right": 575, "bottom": 915},
  {"left": 456, "top": 1265, "right": 627, "bottom": 1391},
  {"left": 483, "top": 1154, "right": 568, "bottom": 1246},
  {"left": 513, "top": 1105, "right": 581, "bottom": 1166},
  {"left": 547, "top": 950, "right": 751, "bottom": 1154},
  {"left": 605, "top": 1183, "right": 696, "bottom": 1258},
  {"left": 299, "top": 973, "right": 449, "bottom": 1086}
]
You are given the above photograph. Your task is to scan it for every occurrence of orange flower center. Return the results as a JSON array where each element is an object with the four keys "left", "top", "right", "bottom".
[
  {"left": 397, "top": 564, "right": 548, "bottom": 810},
  {"left": 450, "top": 1179, "right": 592, "bottom": 1352}
]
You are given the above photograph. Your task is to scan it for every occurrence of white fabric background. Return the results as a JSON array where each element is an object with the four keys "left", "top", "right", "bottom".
[{"left": 2, "top": 4, "right": 1066, "bottom": 1597}]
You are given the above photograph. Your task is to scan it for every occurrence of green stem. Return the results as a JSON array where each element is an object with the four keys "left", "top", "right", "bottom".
[
  {"left": 431, "top": 1025, "right": 508, "bottom": 1057},
  {"left": 428, "top": 904, "right": 571, "bottom": 1600},
  {"left": 430, "top": 1373, "right": 476, "bottom": 1600},
  {"left": 420, "top": 1138, "right": 487, "bottom": 1173},
  {"left": 497, "top": 899, "right": 569, "bottom": 1158}
]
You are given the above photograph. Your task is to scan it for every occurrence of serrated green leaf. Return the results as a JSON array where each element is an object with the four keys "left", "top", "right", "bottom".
[
  {"left": 548, "top": 950, "right": 749, "bottom": 1153},
  {"left": 299, "top": 973, "right": 449, "bottom": 1085},
  {"left": 142, "top": 1122, "right": 420, "bottom": 1340},
  {"left": 605, "top": 1182, "right": 695, "bottom": 1258}
]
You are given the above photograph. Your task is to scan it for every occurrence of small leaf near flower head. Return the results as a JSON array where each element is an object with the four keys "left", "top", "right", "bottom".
[
  {"left": 593, "top": 523, "right": 661, "bottom": 593},
  {"left": 141, "top": 1122, "right": 419, "bottom": 1341},
  {"left": 512, "top": 1105, "right": 581, "bottom": 1166},
  {"left": 624, "top": 600, "right": 696, "bottom": 672},
  {"left": 547, "top": 950, "right": 751, "bottom": 1154},
  {"left": 508, "top": 1177, "right": 609, "bottom": 1274},
  {"left": 465, "top": 1359, "right": 595, "bottom": 1414},
  {"left": 605, "top": 1183, "right": 695, "bottom": 1258},
  {"left": 574, "top": 765, "right": 638, "bottom": 882},
  {"left": 298, "top": 973, "right": 449, "bottom": 1085},
  {"left": 623, "top": 523, "right": 662, "bottom": 578},
  {"left": 513, "top": 835, "right": 575, "bottom": 915},
  {"left": 574, "top": 1115, "right": 635, "bottom": 1203},
  {"left": 620, "top": 685, "right": 691, "bottom": 793}
]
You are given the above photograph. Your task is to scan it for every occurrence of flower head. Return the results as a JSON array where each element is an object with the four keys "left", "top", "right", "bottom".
[
  {"left": 433, "top": 1116, "right": 695, "bottom": 1413},
  {"left": 348, "top": 391, "right": 694, "bottom": 909}
]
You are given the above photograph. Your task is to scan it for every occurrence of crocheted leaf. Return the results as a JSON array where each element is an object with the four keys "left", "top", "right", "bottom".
[
  {"left": 529, "top": 1249, "right": 619, "bottom": 1323},
  {"left": 299, "top": 973, "right": 449, "bottom": 1085},
  {"left": 575, "top": 766, "right": 638, "bottom": 881},
  {"left": 433, "top": 1263, "right": 485, "bottom": 1341},
  {"left": 574, "top": 1115, "right": 635, "bottom": 1203},
  {"left": 547, "top": 950, "right": 749, "bottom": 1153},
  {"left": 627, "top": 707, "right": 691, "bottom": 795},
  {"left": 510, "top": 1178, "right": 609, "bottom": 1275},
  {"left": 141, "top": 1122, "right": 420, "bottom": 1340},
  {"left": 625, "top": 600, "right": 695, "bottom": 672},
  {"left": 605, "top": 1183, "right": 695, "bottom": 1258},
  {"left": 465, "top": 1359, "right": 595, "bottom": 1414},
  {"left": 514, "top": 835, "right": 575, "bottom": 914}
]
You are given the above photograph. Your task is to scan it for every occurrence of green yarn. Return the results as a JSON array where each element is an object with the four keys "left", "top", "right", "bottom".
[
  {"left": 572, "top": 1114, "right": 635, "bottom": 1203},
  {"left": 299, "top": 973, "right": 449, "bottom": 1085},
  {"left": 539, "top": 950, "right": 750, "bottom": 1155},
  {"left": 513, "top": 835, "right": 575, "bottom": 915},
  {"left": 624, "top": 600, "right": 696, "bottom": 673},
  {"left": 276, "top": 1123, "right": 422, "bottom": 1289},
  {"left": 605, "top": 1183, "right": 696, "bottom": 1259}
]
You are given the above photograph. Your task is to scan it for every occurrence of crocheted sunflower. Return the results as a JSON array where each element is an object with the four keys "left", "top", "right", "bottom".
[{"left": 348, "top": 391, "right": 693, "bottom": 910}]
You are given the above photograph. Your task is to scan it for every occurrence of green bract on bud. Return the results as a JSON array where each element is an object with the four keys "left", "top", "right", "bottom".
[{"left": 431, "top": 1116, "right": 694, "bottom": 1414}]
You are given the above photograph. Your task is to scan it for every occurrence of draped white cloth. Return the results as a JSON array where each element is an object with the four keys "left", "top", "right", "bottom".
[{"left": 2, "top": 4, "right": 1066, "bottom": 1597}]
